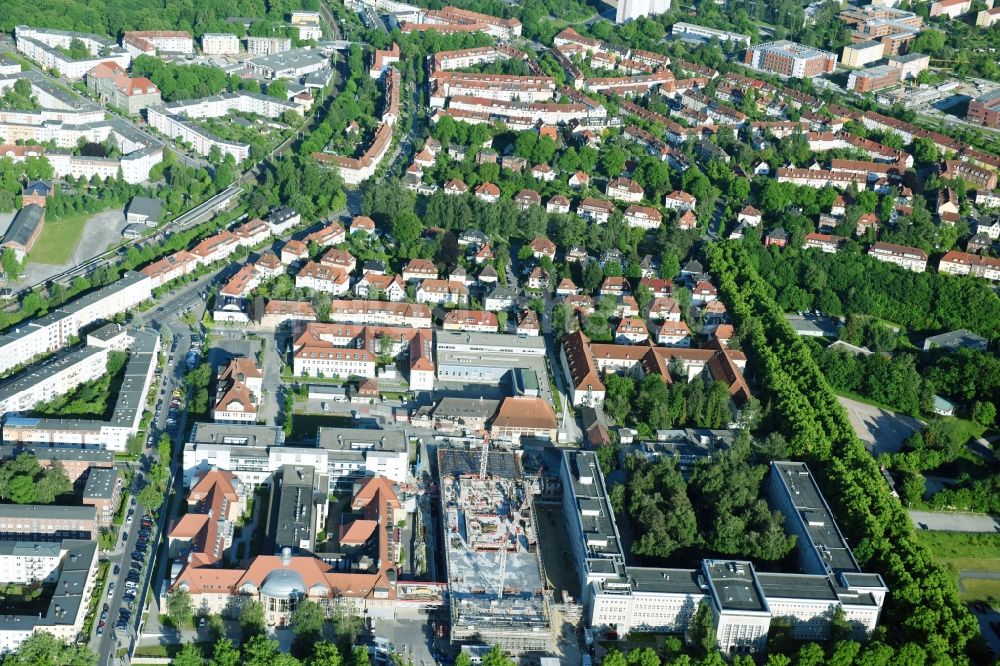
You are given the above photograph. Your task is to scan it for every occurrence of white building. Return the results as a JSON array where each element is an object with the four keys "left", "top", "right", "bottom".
[
  {"left": 182, "top": 423, "right": 408, "bottom": 492},
  {"left": 246, "top": 36, "right": 292, "bottom": 56},
  {"left": 0, "top": 271, "right": 150, "bottom": 377},
  {"left": 122, "top": 31, "right": 194, "bottom": 56},
  {"left": 616, "top": 0, "right": 671, "bottom": 23},
  {"left": 14, "top": 26, "right": 131, "bottom": 80},
  {"left": 867, "top": 241, "right": 927, "bottom": 272},
  {"left": 202, "top": 33, "right": 241, "bottom": 55},
  {"left": 562, "top": 452, "right": 887, "bottom": 651}
]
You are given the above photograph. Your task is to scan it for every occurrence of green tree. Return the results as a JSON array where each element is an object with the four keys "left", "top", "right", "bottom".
[
  {"left": 240, "top": 600, "right": 267, "bottom": 639},
  {"left": 0, "top": 632, "right": 96, "bottom": 666},
  {"left": 268, "top": 80, "right": 288, "bottom": 100},
  {"left": 209, "top": 638, "right": 241, "bottom": 666},
  {"left": 972, "top": 401, "right": 996, "bottom": 427},
  {"left": 8, "top": 475, "right": 34, "bottom": 504},
  {"left": 166, "top": 589, "right": 194, "bottom": 627},
  {"left": 307, "top": 643, "right": 343, "bottom": 666},
  {"left": 480, "top": 646, "right": 514, "bottom": 666},
  {"left": 136, "top": 484, "right": 164, "bottom": 512},
  {"left": 291, "top": 600, "right": 326, "bottom": 655},
  {"left": 173, "top": 643, "right": 205, "bottom": 666},
  {"left": 688, "top": 601, "right": 717, "bottom": 657}
]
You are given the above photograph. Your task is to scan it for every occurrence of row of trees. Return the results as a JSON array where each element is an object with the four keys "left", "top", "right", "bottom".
[
  {"left": 706, "top": 240, "right": 985, "bottom": 662},
  {"left": 611, "top": 438, "right": 795, "bottom": 563}
]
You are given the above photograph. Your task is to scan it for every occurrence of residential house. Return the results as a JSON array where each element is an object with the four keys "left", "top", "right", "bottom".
[
  {"left": 478, "top": 265, "right": 499, "bottom": 284},
  {"left": 444, "top": 179, "right": 468, "bottom": 196},
  {"left": 484, "top": 285, "right": 521, "bottom": 311},
  {"left": 416, "top": 280, "right": 468, "bottom": 305},
  {"left": 442, "top": 310, "right": 499, "bottom": 333},
  {"left": 474, "top": 182, "right": 501, "bottom": 202},
  {"left": 764, "top": 227, "right": 789, "bottom": 248},
  {"left": 803, "top": 233, "right": 844, "bottom": 253},
  {"left": 625, "top": 205, "right": 663, "bottom": 230},
  {"left": 556, "top": 278, "right": 579, "bottom": 296},
  {"left": 354, "top": 272, "right": 406, "bottom": 302},
  {"left": 656, "top": 320, "right": 692, "bottom": 346},
  {"left": 527, "top": 266, "right": 549, "bottom": 290},
  {"left": 677, "top": 210, "right": 698, "bottom": 230},
  {"left": 578, "top": 197, "right": 615, "bottom": 224},
  {"left": 281, "top": 239, "right": 309, "bottom": 265},
  {"left": 320, "top": 248, "right": 357, "bottom": 274},
  {"left": 868, "top": 242, "right": 927, "bottom": 272},
  {"left": 615, "top": 317, "right": 648, "bottom": 344},
  {"left": 606, "top": 177, "right": 644, "bottom": 203},
  {"left": 691, "top": 281, "right": 718, "bottom": 305},
  {"left": 568, "top": 171, "right": 589, "bottom": 188},
  {"left": 515, "top": 309, "right": 541, "bottom": 336},
  {"left": 350, "top": 216, "right": 376, "bottom": 235},
  {"left": 530, "top": 164, "right": 556, "bottom": 181},
  {"left": 473, "top": 243, "right": 494, "bottom": 264},
  {"left": 599, "top": 276, "right": 629, "bottom": 297},
  {"left": 402, "top": 259, "right": 438, "bottom": 282},
  {"left": 515, "top": 189, "right": 541, "bottom": 209},
  {"left": 529, "top": 237, "right": 557, "bottom": 260},
  {"left": 664, "top": 190, "right": 696, "bottom": 211},
  {"left": 737, "top": 205, "right": 762, "bottom": 227},
  {"left": 546, "top": 195, "right": 571, "bottom": 214},
  {"left": 295, "top": 262, "right": 350, "bottom": 295},
  {"left": 649, "top": 297, "right": 682, "bottom": 321}
]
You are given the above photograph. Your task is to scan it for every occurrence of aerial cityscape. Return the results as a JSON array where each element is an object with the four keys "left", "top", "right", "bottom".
[{"left": 0, "top": 0, "right": 997, "bottom": 664}]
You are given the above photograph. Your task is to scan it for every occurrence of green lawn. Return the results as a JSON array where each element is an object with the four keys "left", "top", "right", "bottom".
[
  {"left": 917, "top": 532, "right": 1000, "bottom": 602},
  {"left": 28, "top": 211, "right": 90, "bottom": 265}
]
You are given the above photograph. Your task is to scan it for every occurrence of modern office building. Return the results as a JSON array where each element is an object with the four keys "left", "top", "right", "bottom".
[
  {"left": 744, "top": 41, "right": 837, "bottom": 77},
  {"left": 561, "top": 452, "right": 887, "bottom": 653}
]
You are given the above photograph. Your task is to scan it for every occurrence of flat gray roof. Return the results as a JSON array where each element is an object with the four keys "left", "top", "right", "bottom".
[
  {"left": 704, "top": 560, "right": 768, "bottom": 613},
  {"left": 317, "top": 427, "right": 405, "bottom": 453},
  {"left": 271, "top": 464, "right": 316, "bottom": 552},
  {"left": 0, "top": 503, "right": 96, "bottom": 521},
  {"left": 628, "top": 566, "right": 706, "bottom": 595},
  {"left": 0, "top": 538, "right": 96, "bottom": 632},
  {"left": 771, "top": 461, "right": 860, "bottom": 573},
  {"left": 82, "top": 467, "right": 118, "bottom": 500},
  {"left": 250, "top": 48, "right": 328, "bottom": 72},
  {"left": 435, "top": 330, "right": 546, "bottom": 352},
  {"left": 432, "top": 397, "right": 500, "bottom": 421},
  {"left": 0, "top": 540, "right": 62, "bottom": 557},
  {"left": 0, "top": 345, "right": 107, "bottom": 405},
  {"left": 0, "top": 444, "right": 114, "bottom": 465},
  {"left": 755, "top": 572, "right": 838, "bottom": 601},
  {"left": 189, "top": 423, "right": 284, "bottom": 448}
]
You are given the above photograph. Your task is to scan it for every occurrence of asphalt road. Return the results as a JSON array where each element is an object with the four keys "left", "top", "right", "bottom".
[{"left": 909, "top": 510, "right": 1000, "bottom": 533}]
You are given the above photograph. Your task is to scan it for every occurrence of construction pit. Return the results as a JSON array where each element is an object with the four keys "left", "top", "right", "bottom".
[{"left": 437, "top": 446, "right": 553, "bottom": 654}]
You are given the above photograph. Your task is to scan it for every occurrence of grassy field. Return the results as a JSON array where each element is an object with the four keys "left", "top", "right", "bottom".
[
  {"left": 917, "top": 532, "right": 1000, "bottom": 602},
  {"left": 28, "top": 211, "right": 90, "bottom": 265}
]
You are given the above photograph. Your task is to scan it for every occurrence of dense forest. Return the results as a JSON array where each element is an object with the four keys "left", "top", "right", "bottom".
[{"left": 0, "top": 0, "right": 319, "bottom": 37}]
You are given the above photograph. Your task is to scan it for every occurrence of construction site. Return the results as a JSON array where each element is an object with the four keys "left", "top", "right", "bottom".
[{"left": 437, "top": 444, "right": 553, "bottom": 654}]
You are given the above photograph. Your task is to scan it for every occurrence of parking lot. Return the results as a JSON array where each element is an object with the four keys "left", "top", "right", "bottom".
[{"left": 837, "top": 396, "right": 924, "bottom": 455}]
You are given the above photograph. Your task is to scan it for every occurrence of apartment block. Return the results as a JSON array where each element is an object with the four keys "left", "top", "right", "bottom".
[
  {"left": 81, "top": 467, "right": 121, "bottom": 525},
  {"left": 848, "top": 65, "right": 901, "bottom": 93},
  {"left": 938, "top": 250, "right": 1000, "bottom": 281},
  {"left": 616, "top": 0, "right": 671, "bottom": 23},
  {"left": 841, "top": 41, "right": 885, "bottom": 68},
  {"left": 86, "top": 61, "right": 161, "bottom": 115},
  {"left": 967, "top": 90, "right": 1000, "bottom": 129},
  {"left": 122, "top": 31, "right": 193, "bottom": 56},
  {"left": 744, "top": 41, "right": 837, "bottom": 78},
  {"left": 671, "top": 22, "right": 750, "bottom": 47},
  {"left": 181, "top": 423, "right": 408, "bottom": 492},
  {"left": 14, "top": 26, "right": 131, "bottom": 80},
  {"left": 246, "top": 36, "right": 292, "bottom": 56},
  {"left": 202, "top": 33, "right": 240, "bottom": 55},
  {"left": 868, "top": 241, "right": 927, "bottom": 272},
  {"left": 0, "top": 540, "right": 98, "bottom": 653}
]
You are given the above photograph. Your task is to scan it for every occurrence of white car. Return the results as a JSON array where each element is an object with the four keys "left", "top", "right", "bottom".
[{"left": 107, "top": 582, "right": 116, "bottom": 598}]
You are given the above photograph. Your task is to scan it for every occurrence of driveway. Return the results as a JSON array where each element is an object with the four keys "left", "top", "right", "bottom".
[
  {"left": 837, "top": 395, "right": 924, "bottom": 455},
  {"left": 909, "top": 510, "right": 1000, "bottom": 533}
]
